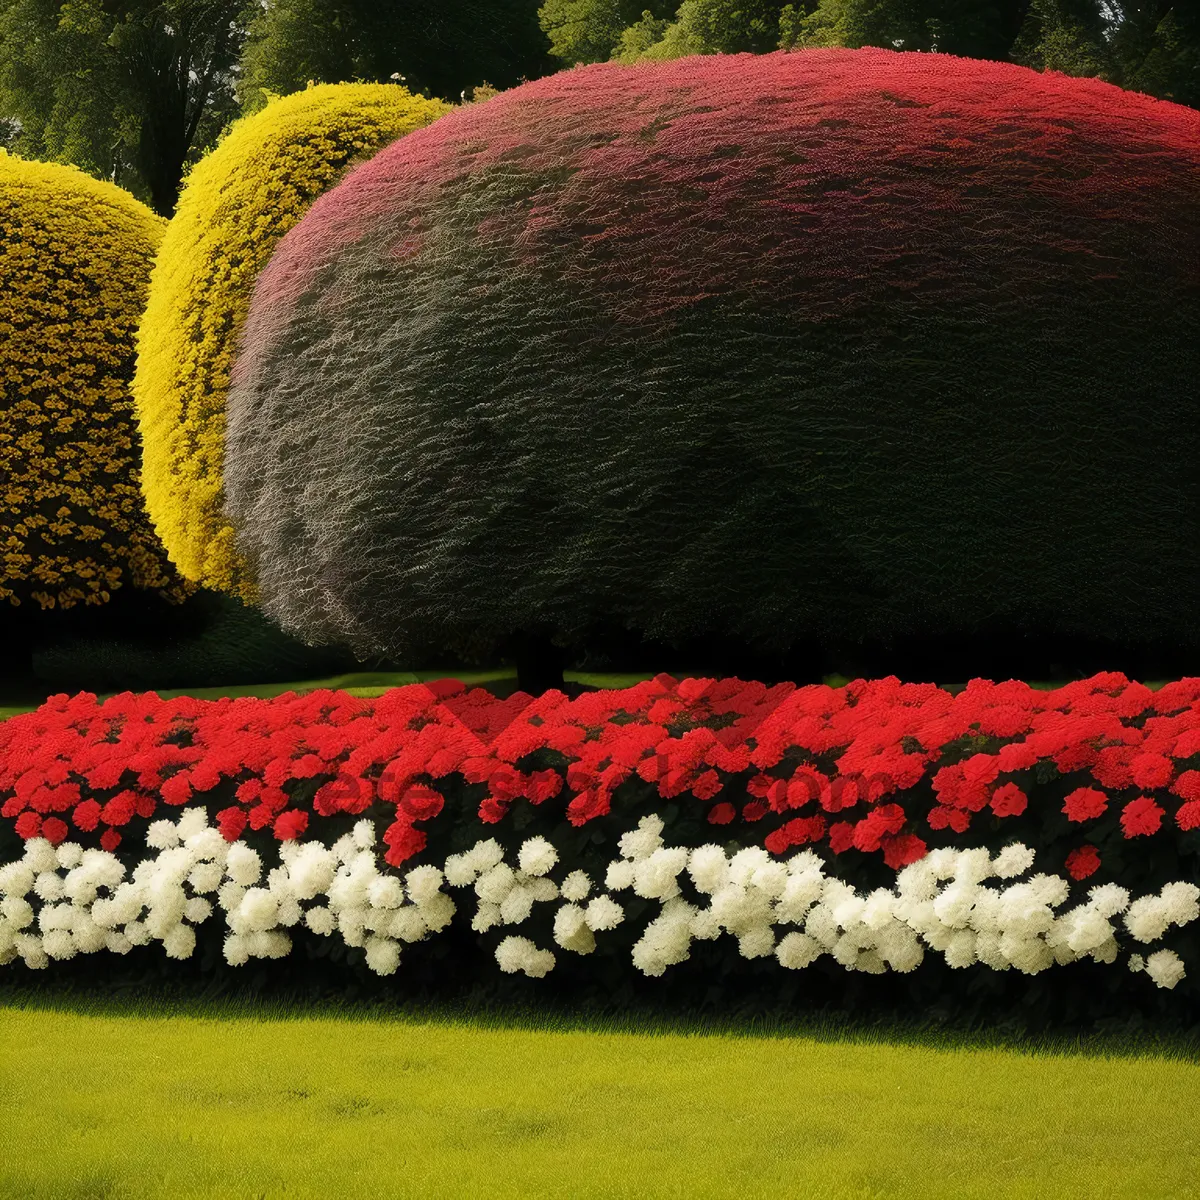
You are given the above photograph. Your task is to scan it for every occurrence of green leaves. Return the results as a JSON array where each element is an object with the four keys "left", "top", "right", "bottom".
[{"left": 0, "top": 0, "right": 251, "bottom": 214}]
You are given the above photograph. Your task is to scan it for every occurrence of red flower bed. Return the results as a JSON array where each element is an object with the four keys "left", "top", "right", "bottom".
[{"left": 3, "top": 673, "right": 1200, "bottom": 879}]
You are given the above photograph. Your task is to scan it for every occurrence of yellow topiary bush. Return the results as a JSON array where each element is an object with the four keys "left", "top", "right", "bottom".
[
  {"left": 133, "top": 82, "right": 453, "bottom": 603},
  {"left": 0, "top": 151, "right": 191, "bottom": 611}
]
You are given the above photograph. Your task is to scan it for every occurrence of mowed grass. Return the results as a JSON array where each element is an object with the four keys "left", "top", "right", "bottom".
[{"left": 1, "top": 997, "right": 1199, "bottom": 1200}]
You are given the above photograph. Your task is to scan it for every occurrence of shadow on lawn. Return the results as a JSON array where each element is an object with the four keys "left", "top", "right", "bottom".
[{"left": 2, "top": 968, "right": 1198, "bottom": 1066}]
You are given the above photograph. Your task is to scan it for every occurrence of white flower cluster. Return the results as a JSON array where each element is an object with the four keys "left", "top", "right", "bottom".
[
  {"left": 443, "top": 835, "right": 625, "bottom": 976},
  {"left": 2, "top": 809, "right": 1196, "bottom": 990},
  {"left": 439, "top": 816, "right": 1198, "bottom": 988},
  {"left": 0, "top": 809, "right": 455, "bottom": 977}
]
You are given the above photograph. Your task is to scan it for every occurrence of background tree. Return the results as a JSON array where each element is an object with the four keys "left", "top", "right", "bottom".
[
  {"left": 613, "top": 0, "right": 785, "bottom": 60},
  {"left": 0, "top": 0, "right": 250, "bottom": 215},
  {"left": 774, "top": 0, "right": 1032, "bottom": 58},
  {"left": 1090, "top": 1, "right": 1197, "bottom": 106},
  {"left": 553, "top": 0, "right": 1198, "bottom": 109},
  {"left": 1006, "top": 0, "right": 1113, "bottom": 77},
  {"left": 238, "top": 0, "right": 557, "bottom": 112},
  {"left": 539, "top": 0, "right": 678, "bottom": 64}
]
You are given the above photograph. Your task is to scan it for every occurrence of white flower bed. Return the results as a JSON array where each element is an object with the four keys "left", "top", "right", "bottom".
[{"left": 0, "top": 809, "right": 1196, "bottom": 989}]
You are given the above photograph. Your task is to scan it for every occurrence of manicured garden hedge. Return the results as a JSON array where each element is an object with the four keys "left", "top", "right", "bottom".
[
  {"left": 133, "top": 83, "right": 452, "bottom": 602},
  {"left": 224, "top": 47, "right": 1200, "bottom": 672},
  {"left": 3, "top": 672, "right": 1199, "bottom": 1024},
  {"left": 0, "top": 151, "right": 188, "bottom": 613}
]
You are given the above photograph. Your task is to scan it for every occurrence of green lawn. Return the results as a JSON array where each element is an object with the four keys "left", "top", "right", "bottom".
[{"left": 1, "top": 995, "right": 1198, "bottom": 1199}]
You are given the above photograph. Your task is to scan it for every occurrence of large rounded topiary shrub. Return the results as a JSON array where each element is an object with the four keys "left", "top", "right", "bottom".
[
  {"left": 0, "top": 151, "right": 189, "bottom": 615},
  {"left": 133, "top": 83, "right": 453, "bottom": 602},
  {"left": 224, "top": 49, "right": 1200, "bottom": 679}
]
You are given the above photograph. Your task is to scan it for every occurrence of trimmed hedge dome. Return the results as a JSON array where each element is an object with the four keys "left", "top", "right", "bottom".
[
  {"left": 133, "top": 83, "right": 453, "bottom": 602},
  {"left": 0, "top": 152, "right": 189, "bottom": 612},
  {"left": 225, "top": 48, "right": 1200, "bottom": 665}
]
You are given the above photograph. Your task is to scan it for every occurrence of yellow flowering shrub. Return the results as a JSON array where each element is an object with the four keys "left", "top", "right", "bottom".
[
  {"left": 0, "top": 151, "right": 191, "bottom": 611},
  {"left": 133, "top": 83, "right": 453, "bottom": 602}
]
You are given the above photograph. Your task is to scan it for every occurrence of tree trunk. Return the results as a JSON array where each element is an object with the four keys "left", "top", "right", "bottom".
[{"left": 513, "top": 632, "right": 566, "bottom": 695}]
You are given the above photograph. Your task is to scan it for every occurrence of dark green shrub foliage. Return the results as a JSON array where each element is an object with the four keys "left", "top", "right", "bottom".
[{"left": 225, "top": 48, "right": 1200, "bottom": 667}]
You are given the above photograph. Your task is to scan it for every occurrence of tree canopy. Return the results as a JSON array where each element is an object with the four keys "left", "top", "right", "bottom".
[
  {"left": 238, "top": 0, "right": 557, "bottom": 113},
  {"left": 542, "top": 0, "right": 1199, "bottom": 108},
  {"left": 1, "top": 1, "right": 1193, "bottom": 213},
  {"left": 0, "top": 0, "right": 249, "bottom": 216}
]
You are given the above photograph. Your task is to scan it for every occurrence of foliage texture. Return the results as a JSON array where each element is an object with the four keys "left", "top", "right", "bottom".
[
  {"left": 0, "top": 151, "right": 188, "bottom": 612},
  {"left": 0, "top": 0, "right": 250, "bottom": 216},
  {"left": 133, "top": 83, "right": 452, "bottom": 601},
  {"left": 238, "top": 0, "right": 556, "bottom": 114},
  {"left": 225, "top": 48, "right": 1200, "bottom": 667},
  {"left": 544, "top": 0, "right": 1199, "bottom": 111}
]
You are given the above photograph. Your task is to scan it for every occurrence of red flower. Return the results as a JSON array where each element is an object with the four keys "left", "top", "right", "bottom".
[
  {"left": 763, "top": 814, "right": 826, "bottom": 855},
  {"left": 314, "top": 776, "right": 354, "bottom": 816},
  {"left": 85, "top": 759, "right": 127, "bottom": 790},
  {"left": 995, "top": 741, "right": 1039, "bottom": 772},
  {"left": 236, "top": 778, "right": 263, "bottom": 803},
  {"left": 691, "top": 769, "right": 723, "bottom": 800},
  {"left": 399, "top": 783, "right": 444, "bottom": 821},
  {"left": 1055, "top": 742, "right": 1098, "bottom": 773},
  {"left": 1175, "top": 800, "right": 1200, "bottom": 831},
  {"left": 785, "top": 769, "right": 823, "bottom": 811},
  {"left": 1065, "top": 844, "right": 1100, "bottom": 880},
  {"left": 159, "top": 773, "right": 192, "bottom": 806},
  {"left": 14, "top": 811, "right": 40, "bottom": 839},
  {"left": 1170, "top": 769, "right": 1200, "bottom": 803},
  {"left": 290, "top": 753, "right": 325, "bottom": 779},
  {"left": 273, "top": 809, "right": 309, "bottom": 840},
  {"left": 989, "top": 782, "right": 1028, "bottom": 818},
  {"left": 881, "top": 832, "right": 927, "bottom": 870},
  {"left": 478, "top": 795, "right": 509, "bottom": 824},
  {"left": 41, "top": 817, "right": 67, "bottom": 845},
  {"left": 525, "top": 769, "right": 562, "bottom": 804},
  {"left": 826, "top": 776, "right": 867, "bottom": 813},
  {"left": 489, "top": 763, "right": 525, "bottom": 802},
  {"left": 247, "top": 803, "right": 275, "bottom": 831},
  {"left": 71, "top": 799, "right": 102, "bottom": 832},
  {"left": 101, "top": 791, "right": 138, "bottom": 827},
  {"left": 1062, "top": 786, "right": 1108, "bottom": 823},
  {"left": 259, "top": 786, "right": 290, "bottom": 815},
  {"left": 1129, "top": 752, "right": 1174, "bottom": 790},
  {"left": 383, "top": 820, "right": 426, "bottom": 867},
  {"left": 851, "top": 803, "right": 906, "bottom": 852},
  {"left": 961, "top": 753, "right": 1001, "bottom": 788},
  {"left": 707, "top": 801, "right": 736, "bottom": 825},
  {"left": 216, "top": 806, "right": 248, "bottom": 841},
  {"left": 742, "top": 799, "right": 769, "bottom": 823},
  {"left": 828, "top": 821, "right": 856, "bottom": 854},
  {"left": 1091, "top": 746, "right": 1135, "bottom": 790},
  {"left": 566, "top": 787, "right": 611, "bottom": 824},
  {"left": 1120, "top": 795, "right": 1163, "bottom": 838},
  {"left": 99, "top": 828, "right": 121, "bottom": 852},
  {"left": 927, "top": 806, "right": 971, "bottom": 833}
]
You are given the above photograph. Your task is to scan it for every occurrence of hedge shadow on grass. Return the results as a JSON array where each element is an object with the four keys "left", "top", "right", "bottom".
[{"left": 3, "top": 897, "right": 1199, "bottom": 1060}]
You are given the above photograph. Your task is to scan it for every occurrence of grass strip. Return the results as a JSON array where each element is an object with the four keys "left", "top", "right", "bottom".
[
  {"left": 0, "top": 672, "right": 1179, "bottom": 722},
  {"left": 1, "top": 991, "right": 1198, "bottom": 1199}
]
